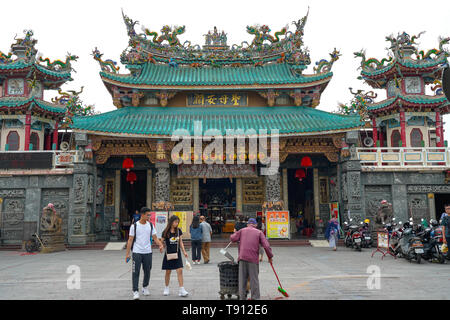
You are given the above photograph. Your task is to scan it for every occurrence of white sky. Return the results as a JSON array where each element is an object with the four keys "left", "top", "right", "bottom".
[{"left": 1, "top": 0, "right": 450, "bottom": 139}]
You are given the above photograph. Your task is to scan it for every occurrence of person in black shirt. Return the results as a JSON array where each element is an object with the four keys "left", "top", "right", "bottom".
[{"left": 161, "top": 215, "right": 189, "bottom": 297}]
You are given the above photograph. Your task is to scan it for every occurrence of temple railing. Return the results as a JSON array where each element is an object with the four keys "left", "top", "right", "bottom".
[
  {"left": 0, "top": 150, "right": 83, "bottom": 170},
  {"left": 356, "top": 147, "right": 450, "bottom": 169}
]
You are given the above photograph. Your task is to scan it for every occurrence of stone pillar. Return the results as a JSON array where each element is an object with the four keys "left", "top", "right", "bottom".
[
  {"left": 193, "top": 178, "right": 199, "bottom": 214},
  {"left": 428, "top": 193, "right": 436, "bottom": 220},
  {"left": 146, "top": 169, "right": 153, "bottom": 209},
  {"left": 154, "top": 162, "right": 170, "bottom": 203},
  {"left": 282, "top": 168, "right": 288, "bottom": 209},
  {"left": 115, "top": 170, "right": 120, "bottom": 221},
  {"left": 68, "top": 133, "right": 95, "bottom": 246},
  {"left": 341, "top": 131, "right": 364, "bottom": 220},
  {"left": 236, "top": 178, "right": 243, "bottom": 215},
  {"left": 24, "top": 176, "right": 41, "bottom": 241},
  {"left": 265, "top": 171, "right": 281, "bottom": 203},
  {"left": 313, "top": 168, "right": 320, "bottom": 223},
  {"left": 392, "top": 184, "right": 408, "bottom": 222}
]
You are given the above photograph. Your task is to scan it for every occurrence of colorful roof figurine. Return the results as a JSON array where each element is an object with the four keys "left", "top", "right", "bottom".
[
  {"left": 93, "top": 8, "right": 341, "bottom": 108},
  {"left": 0, "top": 30, "right": 76, "bottom": 89},
  {"left": 354, "top": 32, "right": 450, "bottom": 89}
]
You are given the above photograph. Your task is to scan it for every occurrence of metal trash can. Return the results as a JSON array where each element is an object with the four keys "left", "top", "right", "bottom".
[{"left": 218, "top": 261, "right": 239, "bottom": 300}]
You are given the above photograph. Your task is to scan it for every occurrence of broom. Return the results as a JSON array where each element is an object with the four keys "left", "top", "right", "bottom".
[{"left": 269, "top": 261, "right": 289, "bottom": 298}]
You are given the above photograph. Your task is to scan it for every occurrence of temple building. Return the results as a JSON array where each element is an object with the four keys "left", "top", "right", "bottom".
[{"left": 0, "top": 12, "right": 449, "bottom": 246}]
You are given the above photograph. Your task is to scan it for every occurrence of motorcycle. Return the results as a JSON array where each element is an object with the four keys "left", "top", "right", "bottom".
[
  {"left": 343, "top": 219, "right": 362, "bottom": 251},
  {"left": 360, "top": 221, "right": 372, "bottom": 248},
  {"left": 418, "top": 221, "right": 445, "bottom": 264},
  {"left": 398, "top": 219, "right": 424, "bottom": 264}
]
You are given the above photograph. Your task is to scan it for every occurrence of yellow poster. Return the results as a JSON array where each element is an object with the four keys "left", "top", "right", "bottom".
[
  {"left": 266, "top": 211, "right": 290, "bottom": 239},
  {"left": 171, "top": 211, "right": 187, "bottom": 233}
]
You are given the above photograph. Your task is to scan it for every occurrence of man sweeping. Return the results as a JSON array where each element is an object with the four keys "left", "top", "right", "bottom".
[{"left": 230, "top": 218, "right": 273, "bottom": 300}]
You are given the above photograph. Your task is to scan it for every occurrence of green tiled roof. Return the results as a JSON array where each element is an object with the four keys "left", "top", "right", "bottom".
[
  {"left": 71, "top": 106, "right": 361, "bottom": 136},
  {"left": 0, "top": 60, "right": 72, "bottom": 79},
  {"left": 361, "top": 56, "right": 447, "bottom": 77},
  {"left": 101, "top": 62, "right": 332, "bottom": 86},
  {"left": 0, "top": 96, "right": 66, "bottom": 114},
  {"left": 367, "top": 94, "right": 448, "bottom": 111}
]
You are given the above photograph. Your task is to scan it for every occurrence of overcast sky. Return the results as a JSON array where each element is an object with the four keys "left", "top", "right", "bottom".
[{"left": 1, "top": 0, "right": 450, "bottom": 139}]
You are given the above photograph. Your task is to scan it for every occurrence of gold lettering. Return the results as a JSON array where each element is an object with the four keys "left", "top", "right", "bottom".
[
  {"left": 219, "top": 95, "right": 228, "bottom": 105},
  {"left": 231, "top": 94, "right": 241, "bottom": 106},
  {"left": 206, "top": 95, "right": 217, "bottom": 105},
  {"left": 192, "top": 94, "right": 205, "bottom": 105}
]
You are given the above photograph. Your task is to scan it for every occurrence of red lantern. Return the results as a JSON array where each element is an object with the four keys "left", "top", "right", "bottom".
[
  {"left": 122, "top": 158, "right": 134, "bottom": 172},
  {"left": 126, "top": 171, "right": 137, "bottom": 185},
  {"left": 300, "top": 156, "right": 312, "bottom": 167},
  {"left": 295, "top": 169, "right": 306, "bottom": 180}
]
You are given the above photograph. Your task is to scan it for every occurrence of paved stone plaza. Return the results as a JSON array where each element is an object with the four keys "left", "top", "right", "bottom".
[{"left": 0, "top": 245, "right": 449, "bottom": 300}]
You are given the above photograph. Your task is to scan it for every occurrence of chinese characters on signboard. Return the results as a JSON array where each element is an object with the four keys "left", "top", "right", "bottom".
[{"left": 188, "top": 93, "right": 247, "bottom": 106}]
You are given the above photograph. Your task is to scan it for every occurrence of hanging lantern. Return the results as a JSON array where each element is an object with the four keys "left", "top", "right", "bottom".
[
  {"left": 300, "top": 156, "right": 312, "bottom": 167},
  {"left": 126, "top": 171, "right": 137, "bottom": 185},
  {"left": 295, "top": 169, "right": 306, "bottom": 180},
  {"left": 122, "top": 158, "right": 134, "bottom": 172}
]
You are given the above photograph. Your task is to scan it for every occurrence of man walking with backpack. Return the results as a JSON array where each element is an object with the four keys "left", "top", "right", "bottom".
[{"left": 125, "top": 207, "right": 164, "bottom": 300}]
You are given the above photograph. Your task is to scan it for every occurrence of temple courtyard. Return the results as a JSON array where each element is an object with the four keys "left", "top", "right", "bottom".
[{"left": 0, "top": 245, "right": 448, "bottom": 300}]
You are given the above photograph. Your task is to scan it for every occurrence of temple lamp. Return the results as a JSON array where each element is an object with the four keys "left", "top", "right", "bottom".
[
  {"left": 295, "top": 168, "right": 306, "bottom": 181},
  {"left": 126, "top": 171, "right": 137, "bottom": 185},
  {"left": 122, "top": 158, "right": 134, "bottom": 172}
]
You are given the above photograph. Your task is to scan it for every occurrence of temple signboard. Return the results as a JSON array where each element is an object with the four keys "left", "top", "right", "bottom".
[
  {"left": 0, "top": 152, "right": 52, "bottom": 169},
  {"left": 187, "top": 93, "right": 247, "bottom": 106},
  {"left": 177, "top": 164, "right": 257, "bottom": 178}
]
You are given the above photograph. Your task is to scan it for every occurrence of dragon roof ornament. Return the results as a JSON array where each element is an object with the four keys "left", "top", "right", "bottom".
[
  {"left": 119, "top": 8, "right": 315, "bottom": 70},
  {"left": 0, "top": 29, "right": 77, "bottom": 77},
  {"left": 354, "top": 31, "right": 450, "bottom": 74}
]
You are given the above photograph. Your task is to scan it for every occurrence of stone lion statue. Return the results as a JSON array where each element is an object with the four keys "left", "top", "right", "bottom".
[
  {"left": 376, "top": 200, "right": 393, "bottom": 225},
  {"left": 40, "top": 203, "right": 62, "bottom": 234}
]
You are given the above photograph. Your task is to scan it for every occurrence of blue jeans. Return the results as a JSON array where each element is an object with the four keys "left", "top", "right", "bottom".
[{"left": 191, "top": 240, "right": 202, "bottom": 261}]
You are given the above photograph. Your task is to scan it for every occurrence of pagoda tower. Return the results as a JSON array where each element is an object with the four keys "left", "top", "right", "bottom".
[
  {"left": 0, "top": 30, "right": 76, "bottom": 151},
  {"left": 355, "top": 32, "right": 449, "bottom": 148}
]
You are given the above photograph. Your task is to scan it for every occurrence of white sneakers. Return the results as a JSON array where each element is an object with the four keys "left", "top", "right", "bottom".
[
  {"left": 142, "top": 287, "right": 150, "bottom": 296},
  {"left": 179, "top": 287, "right": 189, "bottom": 297},
  {"left": 163, "top": 286, "right": 189, "bottom": 297},
  {"left": 163, "top": 286, "right": 170, "bottom": 296},
  {"left": 133, "top": 291, "right": 139, "bottom": 300}
]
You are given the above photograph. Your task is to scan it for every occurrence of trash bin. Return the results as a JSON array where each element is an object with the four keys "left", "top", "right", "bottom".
[{"left": 218, "top": 261, "right": 239, "bottom": 300}]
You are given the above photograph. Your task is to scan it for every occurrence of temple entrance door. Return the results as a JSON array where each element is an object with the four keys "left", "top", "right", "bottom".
[
  {"left": 199, "top": 178, "right": 236, "bottom": 235},
  {"left": 287, "top": 168, "right": 314, "bottom": 238},
  {"left": 120, "top": 170, "right": 147, "bottom": 239},
  {"left": 435, "top": 193, "right": 450, "bottom": 221}
]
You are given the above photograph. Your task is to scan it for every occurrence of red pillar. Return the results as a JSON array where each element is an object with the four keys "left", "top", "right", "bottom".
[
  {"left": 436, "top": 112, "right": 444, "bottom": 147},
  {"left": 24, "top": 112, "right": 31, "bottom": 151},
  {"left": 400, "top": 110, "right": 407, "bottom": 147},
  {"left": 45, "top": 132, "right": 51, "bottom": 150},
  {"left": 52, "top": 122, "right": 59, "bottom": 150},
  {"left": 379, "top": 128, "right": 385, "bottom": 147},
  {"left": 372, "top": 118, "right": 378, "bottom": 147}
]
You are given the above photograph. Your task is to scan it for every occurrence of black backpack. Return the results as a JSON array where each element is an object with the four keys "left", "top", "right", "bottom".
[{"left": 131, "top": 221, "right": 154, "bottom": 251}]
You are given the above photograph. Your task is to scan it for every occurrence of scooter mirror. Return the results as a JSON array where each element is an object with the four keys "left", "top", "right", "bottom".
[
  {"left": 399, "top": 221, "right": 402, "bottom": 224},
  {"left": 393, "top": 218, "right": 396, "bottom": 221}
]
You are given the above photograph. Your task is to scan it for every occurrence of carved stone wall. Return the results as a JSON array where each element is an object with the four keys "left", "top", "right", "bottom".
[
  {"left": 155, "top": 166, "right": 170, "bottom": 202},
  {"left": 408, "top": 193, "right": 429, "bottom": 222},
  {"left": 364, "top": 185, "right": 392, "bottom": 223},
  {"left": 265, "top": 173, "right": 281, "bottom": 202},
  {"left": 1, "top": 195, "right": 25, "bottom": 243}
]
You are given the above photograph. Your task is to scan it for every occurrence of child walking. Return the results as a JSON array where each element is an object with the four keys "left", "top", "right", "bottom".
[{"left": 161, "top": 215, "right": 189, "bottom": 297}]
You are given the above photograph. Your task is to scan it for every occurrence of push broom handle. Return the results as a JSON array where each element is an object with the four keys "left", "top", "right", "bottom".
[{"left": 270, "top": 261, "right": 283, "bottom": 288}]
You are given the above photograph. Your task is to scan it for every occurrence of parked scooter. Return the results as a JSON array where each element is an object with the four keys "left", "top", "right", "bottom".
[
  {"left": 398, "top": 218, "right": 424, "bottom": 264},
  {"left": 385, "top": 219, "right": 403, "bottom": 256},
  {"left": 418, "top": 220, "right": 445, "bottom": 264},
  {"left": 343, "top": 219, "right": 363, "bottom": 251},
  {"left": 360, "top": 219, "right": 372, "bottom": 248}
]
